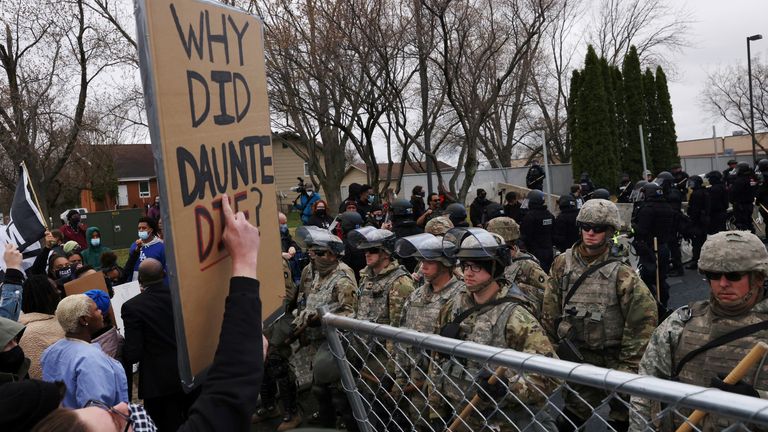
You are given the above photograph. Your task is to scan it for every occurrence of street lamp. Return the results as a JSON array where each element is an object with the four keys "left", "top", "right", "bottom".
[{"left": 747, "top": 34, "right": 763, "bottom": 163}]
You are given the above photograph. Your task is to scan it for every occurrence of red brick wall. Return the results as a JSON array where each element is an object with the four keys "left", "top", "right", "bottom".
[{"left": 124, "top": 179, "right": 159, "bottom": 210}]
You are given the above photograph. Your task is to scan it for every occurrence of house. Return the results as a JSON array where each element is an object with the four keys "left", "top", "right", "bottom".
[
  {"left": 271, "top": 136, "right": 325, "bottom": 212},
  {"left": 81, "top": 144, "right": 159, "bottom": 211},
  {"left": 678, "top": 131, "right": 768, "bottom": 158},
  {"left": 341, "top": 160, "right": 454, "bottom": 199}
]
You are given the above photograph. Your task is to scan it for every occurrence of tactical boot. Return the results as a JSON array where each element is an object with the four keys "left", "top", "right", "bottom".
[
  {"left": 277, "top": 411, "right": 302, "bottom": 431},
  {"left": 251, "top": 405, "right": 281, "bottom": 423}
]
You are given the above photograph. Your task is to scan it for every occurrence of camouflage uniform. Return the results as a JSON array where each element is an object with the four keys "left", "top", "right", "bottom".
[
  {"left": 543, "top": 245, "right": 658, "bottom": 423},
  {"left": 630, "top": 230, "right": 768, "bottom": 432},
  {"left": 504, "top": 253, "right": 549, "bottom": 318},
  {"left": 395, "top": 276, "right": 465, "bottom": 429},
  {"left": 428, "top": 283, "right": 559, "bottom": 431}
]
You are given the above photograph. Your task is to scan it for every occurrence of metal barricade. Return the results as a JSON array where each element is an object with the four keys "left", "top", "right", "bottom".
[{"left": 320, "top": 308, "right": 768, "bottom": 432}]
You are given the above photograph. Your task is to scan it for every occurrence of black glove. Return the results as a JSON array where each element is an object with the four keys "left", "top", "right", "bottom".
[
  {"left": 307, "top": 313, "right": 322, "bottom": 327},
  {"left": 710, "top": 374, "right": 759, "bottom": 398},
  {"left": 476, "top": 369, "right": 507, "bottom": 402}
]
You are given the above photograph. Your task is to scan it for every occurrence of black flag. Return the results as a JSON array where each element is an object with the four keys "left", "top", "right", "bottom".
[{"left": 4, "top": 163, "right": 45, "bottom": 264}]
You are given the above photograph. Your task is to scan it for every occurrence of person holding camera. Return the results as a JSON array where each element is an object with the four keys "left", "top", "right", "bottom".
[{"left": 293, "top": 179, "right": 321, "bottom": 225}]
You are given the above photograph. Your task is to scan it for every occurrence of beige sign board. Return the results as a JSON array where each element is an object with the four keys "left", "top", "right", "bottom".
[
  {"left": 63, "top": 271, "right": 109, "bottom": 296},
  {"left": 135, "top": 0, "right": 281, "bottom": 386}
]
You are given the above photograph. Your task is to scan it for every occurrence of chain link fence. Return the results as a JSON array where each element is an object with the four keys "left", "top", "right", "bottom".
[{"left": 319, "top": 308, "right": 768, "bottom": 432}]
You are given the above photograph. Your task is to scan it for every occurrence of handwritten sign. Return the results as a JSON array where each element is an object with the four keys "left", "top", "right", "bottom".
[{"left": 136, "top": 0, "right": 281, "bottom": 387}]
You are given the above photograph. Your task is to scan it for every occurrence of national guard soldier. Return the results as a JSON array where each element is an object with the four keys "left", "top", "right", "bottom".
[
  {"left": 253, "top": 258, "right": 302, "bottom": 430},
  {"left": 542, "top": 199, "right": 658, "bottom": 431},
  {"left": 391, "top": 233, "right": 465, "bottom": 430},
  {"left": 429, "top": 228, "right": 558, "bottom": 432},
  {"left": 630, "top": 231, "right": 768, "bottom": 431},
  {"left": 486, "top": 216, "right": 550, "bottom": 318},
  {"left": 292, "top": 226, "right": 358, "bottom": 430},
  {"left": 347, "top": 227, "right": 416, "bottom": 429}
]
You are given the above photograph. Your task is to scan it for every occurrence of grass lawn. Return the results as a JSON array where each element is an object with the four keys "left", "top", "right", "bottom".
[{"left": 113, "top": 248, "right": 130, "bottom": 266}]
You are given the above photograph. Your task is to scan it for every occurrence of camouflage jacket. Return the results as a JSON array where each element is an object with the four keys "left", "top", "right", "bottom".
[
  {"left": 356, "top": 260, "right": 415, "bottom": 326},
  {"left": 395, "top": 276, "right": 465, "bottom": 385},
  {"left": 429, "top": 283, "right": 559, "bottom": 409},
  {"left": 294, "top": 262, "right": 357, "bottom": 332},
  {"left": 505, "top": 252, "right": 549, "bottom": 318},
  {"left": 543, "top": 244, "right": 658, "bottom": 372},
  {"left": 629, "top": 298, "right": 768, "bottom": 432}
]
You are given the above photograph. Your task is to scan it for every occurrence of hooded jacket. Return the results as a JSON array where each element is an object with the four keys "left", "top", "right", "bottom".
[{"left": 81, "top": 227, "right": 111, "bottom": 270}]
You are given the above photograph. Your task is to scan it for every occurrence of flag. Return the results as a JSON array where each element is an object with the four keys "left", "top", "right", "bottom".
[{"left": 1, "top": 163, "right": 46, "bottom": 269}]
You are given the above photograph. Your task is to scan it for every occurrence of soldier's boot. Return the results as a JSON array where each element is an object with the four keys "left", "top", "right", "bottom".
[
  {"left": 311, "top": 384, "right": 337, "bottom": 428},
  {"left": 276, "top": 375, "right": 301, "bottom": 432},
  {"left": 251, "top": 378, "right": 280, "bottom": 423}
]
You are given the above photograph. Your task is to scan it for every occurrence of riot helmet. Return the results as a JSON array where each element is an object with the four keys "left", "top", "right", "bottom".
[
  {"left": 558, "top": 195, "right": 577, "bottom": 211},
  {"left": 483, "top": 203, "right": 505, "bottom": 224},
  {"left": 737, "top": 162, "right": 751, "bottom": 175},
  {"left": 640, "top": 182, "right": 663, "bottom": 201},
  {"left": 443, "top": 227, "right": 511, "bottom": 272},
  {"left": 339, "top": 211, "right": 363, "bottom": 232},
  {"left": 391, "top": 198, "right": 414, "bottom": 217},
  {"left": 445, "top": 203, "right": 468, "bottom": 225},
  {"left": 394, "top": 233, "right": 454, "bottom": 267},
  {"left": 295, "top": 226, "right": 346, "bottom": 256},
  {"left": 758, "top": 159, "right": 768, "bottom": 172},
  {"left": 348, "top": 227, "right": 396, "bottom": 254},
  {"left": 687, "top": 175, "right": 703, "bottom": 189},
  {"left": 527, "top": 190, "right": 545, "bottom": 208}
]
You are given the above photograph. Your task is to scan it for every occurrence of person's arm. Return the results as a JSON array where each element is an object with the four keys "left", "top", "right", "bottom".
[
  {"left": 178, "top": 194, "right": 263, "bottom": 431},
  {"left": 120, "top": 302, "right": 143, "bottom": 365},
  {"left": 119, "top": 242, "right": 141, "bottom": 284},
  {"left": 0, "top": 244, "right": 24, "bottom": 321},
  {"left": 27, "top": 246, "right": 52, "bottom": 276},
  {"left": 616, "top": 267, "right": 659, "bottom": 373},
  {"left": 75, "top": 354, "right": 129, "bottom": 407},
  {"left": 541, "top": 255, "right": 565, "bottom": 341}
]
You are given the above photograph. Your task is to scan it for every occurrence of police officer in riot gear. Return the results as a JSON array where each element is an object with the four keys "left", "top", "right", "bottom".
[
  {"left": 553, "top": 195, "right": 580, "bottom": 253},
  {"left": 706, "top": 170, "right": 729, "bottom": 234},
  {"left": 729, "top": 161, "right": 757, "bottom": 232},
  {"left": 339, "top": 211, "right": 366, "bottom": 282},
  {"left": 526, "top": 161, "right": 546, "bottom": 190},
  {"left": 520, "top": 190, "right": 555, "bottom": 272},
  {"left": 445, "top": 202, "right": 469, "bottom": 227},
  {"left": 656, "top": 171, "right": 685, "bottom": 277},
  {"left": 292, "top": 226, "right": 358, "bottom": 430},
  {"left": 633, "top": 182, "right": 676, "bottom": 307},
  {"left": 616, "top": 173, "right": 634, "bottom": 203},
  {"left": 756, "top": 159, "right": 768, "bottom": 226},
  {"left": 390, "top": 198, "right": 424, "bottom": 273},
  {"left": 686, "top": 175, "right": 709, "bottom": 270},
  {"left": 670, "top": 163, "right": 689, "bottom": 196}
]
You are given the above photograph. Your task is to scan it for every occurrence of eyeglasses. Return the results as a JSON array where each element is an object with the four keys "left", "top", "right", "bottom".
[
  {"left": 364, "top": 247, "right": 382, "bottom": 254},
  {"left": 460, "top": 262, "right": 484, "bottom": 273},
  {"left": 309, "top": 249, "right": 328, "bottom": 257},
  {"left": 85, "top": 400, "right": 132, "bottom": 432},
  {"left": 703, "top": 271, "right": 747, "bottom": 282},
  {"left": 578, "top": 223, "right": 609, "bottom": 234}
]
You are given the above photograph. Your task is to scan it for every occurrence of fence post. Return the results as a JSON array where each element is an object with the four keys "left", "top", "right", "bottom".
[{"left": 320, "top": 306, "right": 374, "bottom": 432}]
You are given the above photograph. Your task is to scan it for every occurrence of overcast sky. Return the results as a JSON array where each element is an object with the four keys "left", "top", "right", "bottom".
[{"left": 669, "top": 0, "right": 768, "bottom": 141}]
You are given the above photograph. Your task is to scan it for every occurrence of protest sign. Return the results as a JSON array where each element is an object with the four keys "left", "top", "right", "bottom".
[
  {"left": 111, "top": 281, "right": 142, "bottom": 337},
  {"left": 63, "top": 271, "right": 109, "bottom": 296},
  {"left": 135, "top": 0, "right": 281, "bottom": 387}
]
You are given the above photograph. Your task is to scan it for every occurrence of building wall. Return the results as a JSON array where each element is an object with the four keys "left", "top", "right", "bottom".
[
  {"left": 122, "top": 179, "right": 159, "bottom": 210},
  {"left": 272, "top": 142, "right": 326, "bottom": 210},
  {"left": 678, "top": 132, "right": 768, "bottom": 157}
]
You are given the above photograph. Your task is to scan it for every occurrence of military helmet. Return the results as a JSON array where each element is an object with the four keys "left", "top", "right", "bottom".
[
  {"left": 348, "top": 227, "right": 396, "bottom": 253},
  {"left": 527, "top": 190, "right": 545, "bottom": 207},
  {"left": 592, "top": 188, "right": 610, "bottom": 200},
  {"left": 698, "top": 231, "right": 768, "bottom": 277},
  {"left": 391, "top": 198, "right": 414, "bottom": 217},
  {"left": 641, "top": 182, "right": 663, "bottom": 200},
  {"left": 395, "top": 233, "right": 454, "bottom": 267},
  {"left": 558, "top": 195, "right": 576, "bottom": 210},
  {"left": 443, "top": 227, "right": 511, "bottom": 267},
  {"left": 445, "top": 203, "right": 467, "bottom": 223},
  {"left": 633, "top": 180, "right": 648, "bottom": 191},
  {"left": 483, "top": 202, "right": 505, "bottom": 223},
  {"left": 575, "top": 199, "right": 621, "bottom": 231},
  {"left": 295, "top": 226, "right": 346, "bottom": 256},
  {"left": 339, "top": 211, "right": 363, "bottom": 232},
  {"left": 758, "top": 159, "right": 768, "bottom": 172},
  {"left": 425, "top": 215, "right": 453, "bottom": 236},
  {"left": 654, "top": 171, "right": 674, "bottom": 186},
  {"left": 485, "top": 217, "right": 520, "bottom": 243}
]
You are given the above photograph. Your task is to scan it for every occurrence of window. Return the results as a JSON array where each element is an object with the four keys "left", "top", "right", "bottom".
[
  {"left": 139, "top": 181, "right": 151, "bottom": 198},
  {"left": 304, "top": 162, "right": 310, "bottom": 176}
]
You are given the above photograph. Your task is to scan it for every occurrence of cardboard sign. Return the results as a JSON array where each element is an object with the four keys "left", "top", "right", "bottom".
[
  {"left": 111, "top": 281, "right": 142, "bottom": 338},
  {"left": 136, "top": 0, "right": 281, "bottom": 387},
  {"left": 63, "top": 271, "right": 109, "bottom": 296}
]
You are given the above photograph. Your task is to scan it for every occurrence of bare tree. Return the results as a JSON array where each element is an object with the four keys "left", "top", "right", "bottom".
[
  {"left": 589, "top": 0, "right": 692, "bottom": 68},
  {"left": 0, "top": 0, "right": 125, "bottom": 214},
  {"left": 702, "top": 61, "right": 768, "bottom": 154}
]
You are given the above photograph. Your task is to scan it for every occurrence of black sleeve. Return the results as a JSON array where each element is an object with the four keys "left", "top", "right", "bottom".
[
  {"left": 177, "top": 277, "right": 263, "bottom": 432},
  {"left": 120, "top": 247, "right": 141, "bottom": 284},
  {"left": 27, "top": 246, "right": 51, "bottom": 276},
  {"left": 121, "top": 302, "right": 143, "bottom": 365}
]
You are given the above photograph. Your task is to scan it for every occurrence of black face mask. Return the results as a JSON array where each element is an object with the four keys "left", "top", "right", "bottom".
[
  {"left": 70, "top": 217, "right": 81, "bottom": 226},
  {"left": 316, "top": 209, "right": 326, "bottom": 216},
  {"left": 0, "top": 345, "right": 24, "bottom": 374},
  {"left": 55, "top": 266, "right": 73, "bottom": 280}
]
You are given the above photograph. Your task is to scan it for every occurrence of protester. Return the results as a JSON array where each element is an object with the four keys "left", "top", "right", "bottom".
[
  {"left": 41, "top": 294, "right": 128, "bottom": 408},
  {"left": 356, "top": 184, "right": 373, "bottom": 219},
  {"left": 0, "top": 379, "right": 65, "bottom": 432},
  {"left": 295, "top": 182, "right": 321, "bottom": 225},
  {"left": 81, "top": 227, "right": 111, "bottom": 270},
  {"left": 32, "top": 194, "right": 264, "bottom": 431},
  {"left": 0, "top": 244, "right": 24, "bottom": 321},
  {"left": 60, "top": 210, "right": 87, "bottom": 250},
  {"left": 526, "top": 160, "right": 546, "bottom": 190},
  {"left": 307, "top": 199, "right": 334, "bottom": 229},
  {"left": 503, "top": 191, "right": 523, "bottom": 223},
  {"left": 437, "top": 183, "right": 456, "bottom": 209},
  {"left": 416, "top": 193, "right": 441, "bottom": 227},
  {"left": 469, "top": 188, "right": 492, "bottom": 226},
  {"left": 126, "top": 217, "right": 166, "bottom": 281},
  {"left": 100, "top": 252, "right": 124, "bottom": 285},
  {"left": 122, "top": 258, "right": 194, "bottom": 431},
  {"left": 18, "top": 275, "right": 65, "bottom": 379},
  {"left": 0, "top": 316, "right": 28, "bottom": 382},
  {"left": 66, "top": 251, "right": 83, "bottom": 268},
  {"left": 410, "top": 185, "right": 426, "bottom": 219},
  {"left": 147, "top": 196, "right": 161, "bottom": 221},
  {"left": 83, "top": 290, "right": 122, "bottom": 359}
]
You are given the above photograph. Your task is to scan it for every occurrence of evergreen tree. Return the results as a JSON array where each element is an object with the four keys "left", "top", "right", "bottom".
[
  {"left": 600, "top": 57, "right": 620, "bottom": 180},
  {"left": 612, "top": 66, "right": 628, "bottom": 176},
  {"left": 567, "top": 70, "right": 582, "bottom": 161},
  {"left": 621, "top": 46, "right": 647, "bottom": 178},
  {"left": 654, "top": 66, "right": 679, "bottom": 169},
  {"left": 572, "top": 46, "right": 619, "bottom": 189},
  {"left": 643, "top": 68, "right": 659, "bottom": 173}
]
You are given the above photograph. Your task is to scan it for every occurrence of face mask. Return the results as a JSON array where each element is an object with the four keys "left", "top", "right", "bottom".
[
  {"left": 306, "top": 191, "right": 313, "bottom": 196},
  {"left": 55, "top": 266, "right": 73, "bottom": 280},
  {"left": 418, "top": 191, "right": 425, "bottom": 197},
  {"left": 367, "top": 195, "right": 375, "bottom": 204},
  {"left": 0, "top": 345, "right": 24, "bottom": 374},
  {"left": 316, "top": 209, "right": 326, "bottom": 216},
  {"left": 138, "top": 231, "right": 150, "bottom": 241},
  {"left": 90, "top": 238, "right": 101, "bottom": 247},
  {"left": 128, "top": 403, "right": 158, "bottom": 432},
  {"left": 374, "top": 215, "right": 384, "bottom": 222},
  {"left": 70, "top": 217, "right": 80, "bottom": 226},
  {"left": 279, "top": 224, "right": 288, "bottom": 233}
]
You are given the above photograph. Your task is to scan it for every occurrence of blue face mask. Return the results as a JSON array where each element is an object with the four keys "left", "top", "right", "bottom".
[
  {"left": 280, "top": 224, "right": 288, "bottom": 233},
  {"left": 368, "top": 195, "right": 375, "bottom": 204},
  {"left": 90, "top": 238, "right": 100, "bottom": 247},
  {"left": 138, "top": 231, "right": 150, "bottom": 241}
]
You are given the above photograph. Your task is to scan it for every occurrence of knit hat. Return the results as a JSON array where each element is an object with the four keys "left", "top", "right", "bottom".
[
  {"left": 84, "top": 289, "right": 110, "bottom": 317},
  {"left": 0, "top": 317, "right": 25, "bottom": 348},
  {"left": 63, "top": 241, "right": 80, "bottom": 254},
  {"left": 0, "top": 380, "right": 65, "bottom": 432}
]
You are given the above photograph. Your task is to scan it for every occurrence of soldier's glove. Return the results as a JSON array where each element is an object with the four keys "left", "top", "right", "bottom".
[
  {"left": 307, "top": 313, "right": 322, "bottom": 327},
  {"left": 475, "top": 369, "right": 508, "bottom": 402},
  {"left": 710, "top": 374, "right": 759, "bottom": 398}
]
